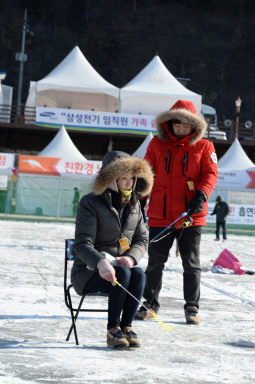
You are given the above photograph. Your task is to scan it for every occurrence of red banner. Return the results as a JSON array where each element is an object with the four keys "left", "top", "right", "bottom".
[
  {"left": 18, "top": 155, "right": 102, "bottom": 177},
  {"left": 18, "top": 155, "right": 60, "bottom": 176}
]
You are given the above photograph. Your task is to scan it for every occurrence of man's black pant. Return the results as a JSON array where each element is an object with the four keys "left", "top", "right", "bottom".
[
  {"left": 216, "top": 221, "right": 227, "bottom": 240},
  {"left": 143, "top": 226, "right": 202, "bottom": 310}
]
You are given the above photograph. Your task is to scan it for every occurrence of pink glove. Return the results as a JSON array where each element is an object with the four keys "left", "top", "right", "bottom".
[{"left": 97, "top": 259, "right": 116, "bottom": 285}]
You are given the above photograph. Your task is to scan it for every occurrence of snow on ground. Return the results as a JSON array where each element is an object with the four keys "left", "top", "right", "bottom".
[{"left": 0, "top": 220, "right": 255, "bottom": 384}]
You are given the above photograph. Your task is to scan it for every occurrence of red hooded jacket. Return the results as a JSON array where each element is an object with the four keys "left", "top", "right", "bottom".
[{"left": 145, "top": 101, "right": 218, "bottom": 227}]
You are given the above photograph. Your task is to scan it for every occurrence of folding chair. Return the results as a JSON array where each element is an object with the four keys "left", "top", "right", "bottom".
[{"left": 64, "top": 239, "right": 108, "bottom": 345}]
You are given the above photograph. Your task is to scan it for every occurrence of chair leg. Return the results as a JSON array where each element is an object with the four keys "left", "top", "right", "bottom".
[
  {"left": 66, "top": 291, "right": 81, "bottom": 345},
  {"left": 66, "top": 293, "right": 85, "bottom": 345}
]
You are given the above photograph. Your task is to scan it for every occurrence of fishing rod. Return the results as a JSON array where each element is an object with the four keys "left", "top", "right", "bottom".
[{"left": 150, "top": 212, "right": 193, "bottom": 243}]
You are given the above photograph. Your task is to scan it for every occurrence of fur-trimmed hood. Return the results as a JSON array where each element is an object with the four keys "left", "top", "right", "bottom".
[
  {"left": 93, "top": 150, "right": 154, "bottom": 196},
  {"left": 156, "top": 100, "right": 207, "bottom": 145}
]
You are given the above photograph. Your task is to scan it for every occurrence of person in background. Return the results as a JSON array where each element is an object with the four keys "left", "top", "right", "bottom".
[
  {"left": 71, "top": 151, "right": 153, "bottom": 348},
  {"left": 72, "top": 187, "right": 80, "bottom": 217},
  {"left": 0, "top": 189, "right": 7, "bottom": 213},
  {"left": 211, "top": 195, "right": 229, "bottom": 241},
  {"left": 135, "top": 100, "right": 218, "bottom": 325}
]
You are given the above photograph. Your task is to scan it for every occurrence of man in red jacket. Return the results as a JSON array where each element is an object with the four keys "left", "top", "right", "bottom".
[{"left": 136, "top": 100, "right": 218, "bottom": 324}]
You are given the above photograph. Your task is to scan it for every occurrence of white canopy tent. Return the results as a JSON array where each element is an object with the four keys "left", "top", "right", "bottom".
[
  {"left": 207, "top": 140, "right": 255, "bottom": 225},
  {"left": 120, "top": 56, "right": 202, "bottom": 115},
  {"left": 0, "top": 73, "right": 13, "bottom": 124},
  {"left": 218, "top": 138, "right": 255, "bottom": 170},
  {"left": 25, "top": 46, "right": 119, "bottom": 112},
  {"left": 0, "top": 152, "right": 15, "bottom": 176},
  {"left": 132, "top": 132, "right": 154, "bottom": 158},
  {"left": 0, "top": 87, "right": 2, "bottom": 108},
  {"left": 0, "top": 72, "right": 5, "bottom": 106},
  {"left": 214, "top": 139, "right": 255, "bottom": 193},
  {"left": 39, "top": 125, "right": 87, "bottom": 161},
  {"left": 0, "top": 84, "right": 13, "bottom": 123},
  {"left": 16, "top": 126, "right": 102, "bottom": 217}
]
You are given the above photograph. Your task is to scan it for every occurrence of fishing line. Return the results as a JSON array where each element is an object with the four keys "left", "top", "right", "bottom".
[
  {"left": 115, "top": 280, "right": 174, "bottom": 331},
  {"left": 143, "top": 214, "right": 193, "bottom": 315},
  {"left": 164, "top": 267, "right": 255, "bottom": 308}
]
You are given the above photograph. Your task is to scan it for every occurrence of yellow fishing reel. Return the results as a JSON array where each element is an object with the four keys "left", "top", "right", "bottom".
[{"left": 180, "top": 216, "right": 193, "bottom": 228}]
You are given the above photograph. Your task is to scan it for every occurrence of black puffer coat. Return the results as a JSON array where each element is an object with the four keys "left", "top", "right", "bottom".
[{"left": 71, "top": 151, "right": 154, "bottom": 295}]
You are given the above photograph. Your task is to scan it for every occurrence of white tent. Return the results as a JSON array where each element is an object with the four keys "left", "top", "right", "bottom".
[
  {"left": 39, "top": 125, "right": 87, "bottom": 161},
  {"left": 218, "top": 138, "right": 254, "bottom": 170},
  {"left": 0, "top": 72, "right": 5, "bottom": 106},
  {"left": 16, "top": 126, "right": 102, "bottom": 217},
  {"left": 0, "top": 73, "right": 13, "bottom": 124},
  {"left": 132, "top": 132, "right": 153, "bottom": 158},
  {"left": 0, "top": 86, "right": 2, "bottom": 107},
  {"left": 120, "top": 56, "right": 202, "bottom": 115},
  {"left": 0, "top": 152, "right": 15, "bottom": 176},
  {"left": 25, "top": 46, "right": 119, "bottom": 112},
  {"left": 207, "top": 140, "right": 255, "bottom": 225},
  {"left": 215, "top": 139, "right": 255, "bottom": 192},
  {"left": 0, "top": 84, "right": 13, "bottom": 123}
]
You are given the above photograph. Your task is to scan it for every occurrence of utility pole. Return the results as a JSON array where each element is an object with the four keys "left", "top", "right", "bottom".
[{"left": 16, "top": 9, "right": 28, "bottom": 116}]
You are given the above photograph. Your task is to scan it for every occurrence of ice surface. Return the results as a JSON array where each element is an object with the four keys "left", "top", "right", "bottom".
[{"left": 0, "top": 220, "right": 255, "bottom": 383}]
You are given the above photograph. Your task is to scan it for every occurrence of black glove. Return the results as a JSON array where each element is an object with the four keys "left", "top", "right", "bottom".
[{"left": 186, "top": 190, "right": 207, "bottom": 216}]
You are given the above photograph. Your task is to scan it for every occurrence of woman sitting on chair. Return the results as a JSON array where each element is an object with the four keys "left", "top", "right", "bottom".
[{"left": 71, "top": 151, "right": 153, "bottom": 348}]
